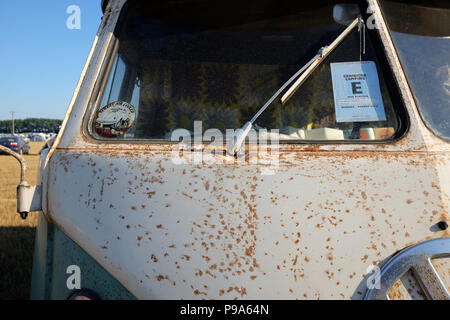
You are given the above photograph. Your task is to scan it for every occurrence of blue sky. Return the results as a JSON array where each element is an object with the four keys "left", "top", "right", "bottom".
[{"left": 0, "top": 1, "right": 103, "bottom": 120}]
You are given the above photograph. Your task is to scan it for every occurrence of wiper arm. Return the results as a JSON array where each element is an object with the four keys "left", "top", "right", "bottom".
[
  {"left": 227, "top": 16, "right": 362, "bottom": 156},
  {"left": 226, "top": 51, "right": 322, "bottom": 155},
  {"left": 281, "top": 16, "right": 361, "bottom": 104}
]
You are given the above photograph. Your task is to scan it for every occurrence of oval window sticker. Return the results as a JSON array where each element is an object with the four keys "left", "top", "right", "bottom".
[{"left": 94, "top": 101, "right": 136, "bottom": 138}]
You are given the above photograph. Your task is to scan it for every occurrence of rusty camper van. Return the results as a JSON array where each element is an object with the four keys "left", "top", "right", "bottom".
[{"left": 2, "top": 0, "right": 449, "bottom": 300}]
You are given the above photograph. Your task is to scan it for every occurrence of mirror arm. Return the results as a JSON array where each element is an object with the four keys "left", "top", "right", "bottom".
[{"left": 0, "top": 145, "right": 26, "bottom": 182}]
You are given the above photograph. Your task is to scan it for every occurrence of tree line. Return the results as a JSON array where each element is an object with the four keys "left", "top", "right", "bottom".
[{"left": 0, "top": 118, "right": 62, "bottom": 133}]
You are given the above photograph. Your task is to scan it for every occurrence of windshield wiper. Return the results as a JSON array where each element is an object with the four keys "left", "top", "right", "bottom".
[{"left": 227, "top": 16, "right": 363, "bottom": 156}]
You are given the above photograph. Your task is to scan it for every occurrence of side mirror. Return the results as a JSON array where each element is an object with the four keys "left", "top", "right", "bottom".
[
  {"left": 333, "top": 4, "right": 360, "bottom": 26},
  {"left": 0, "top": 145, "right": 41, "bottom": 219}
]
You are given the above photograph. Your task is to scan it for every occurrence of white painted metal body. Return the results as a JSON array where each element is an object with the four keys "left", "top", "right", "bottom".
[{"left": 38, "top": 0, "right": 449, "bottom": 299}]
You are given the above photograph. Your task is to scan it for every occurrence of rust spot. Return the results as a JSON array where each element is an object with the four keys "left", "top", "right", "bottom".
[
  {"left": 156, "top": 275, "right": 168, "bottom": 281},
  {"left": 193, "top": 289, "right": 207, "bottom": 296}
]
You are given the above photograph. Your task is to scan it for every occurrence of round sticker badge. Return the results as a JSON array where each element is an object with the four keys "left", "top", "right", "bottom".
[{"left": 94, "top": 101, "right": 136, "bottom": 138}]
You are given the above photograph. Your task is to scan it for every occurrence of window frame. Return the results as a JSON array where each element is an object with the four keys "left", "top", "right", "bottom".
[{"left": 83, "top": 0, "right": 410, "bottom": 146}]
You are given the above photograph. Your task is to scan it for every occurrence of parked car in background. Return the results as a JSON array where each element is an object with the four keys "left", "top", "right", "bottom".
[
  {"left": 0, "top": 135, "right": 30, "bottom": 155},
  {"left": 28, "top": 133, "right": 47, "bottom": 142},
  {"left": 38, "top": 136, "right": 56, "bottom": 155}
]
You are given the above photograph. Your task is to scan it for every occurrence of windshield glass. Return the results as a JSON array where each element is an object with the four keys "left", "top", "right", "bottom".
[
  {"left": 93, "top": 0, "right": 403, "bottom": 142},
  {"left": 380, "top": 0, "right": 450, "bottom": 140}
]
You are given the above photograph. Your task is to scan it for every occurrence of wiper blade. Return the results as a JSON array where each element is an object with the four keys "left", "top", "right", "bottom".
[{"left": 227, "top": 16, "right": 362, "bottom": 156}]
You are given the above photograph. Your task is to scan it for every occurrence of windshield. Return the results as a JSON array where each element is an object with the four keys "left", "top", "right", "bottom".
[
  {"left": 93, "top": 0, "right": 403, "bottom": 142},
  {"left": 380, "top": 1, "right": 450, "bottom": 140}
]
